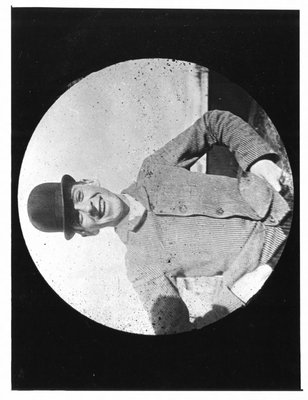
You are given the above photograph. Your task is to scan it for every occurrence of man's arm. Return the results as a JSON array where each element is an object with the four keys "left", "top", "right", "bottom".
[{"left": 141, "top": 110, "right": 279, "bottom": 172}]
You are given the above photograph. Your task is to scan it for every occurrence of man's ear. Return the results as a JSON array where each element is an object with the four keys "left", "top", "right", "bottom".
[{"left": 81, "top": 178, "right": 100, "bottom": 186}]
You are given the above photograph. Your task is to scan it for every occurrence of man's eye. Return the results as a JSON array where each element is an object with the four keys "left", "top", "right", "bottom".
[
  {"left": 76, "top": 190, "right": 83, "bottom": 202},
  {"left": 79, "top": 213, "right": 83, "bottom": 225}
]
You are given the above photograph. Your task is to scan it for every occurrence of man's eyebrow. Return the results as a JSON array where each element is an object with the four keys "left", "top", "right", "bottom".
[{"left": 71, "top": 185, "right": 78, "bottom": 200}]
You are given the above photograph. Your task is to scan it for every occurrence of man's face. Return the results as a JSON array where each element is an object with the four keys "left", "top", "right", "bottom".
[{"left": 71, "top": 179, "right": 128, "bottom": 236}]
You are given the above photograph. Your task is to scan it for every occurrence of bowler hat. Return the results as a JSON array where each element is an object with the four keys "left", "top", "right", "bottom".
[{"left": 27, "top": 174, "right": 76, "bottom": 240}]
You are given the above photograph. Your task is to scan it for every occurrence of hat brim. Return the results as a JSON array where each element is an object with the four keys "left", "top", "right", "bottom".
[{"left": 61, "top": 174, "right": 76, "bottom": 240}]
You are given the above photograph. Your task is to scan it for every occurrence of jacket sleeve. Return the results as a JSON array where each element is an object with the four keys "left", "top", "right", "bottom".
[
  {"left": 133, "top": 275, "right": 193, "bottom": 335},
  {"left": 140, "top": 110, "right": 279, "bottom": 173}
]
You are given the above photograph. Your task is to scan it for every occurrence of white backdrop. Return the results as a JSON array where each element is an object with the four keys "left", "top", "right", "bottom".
[{"left": 18, "top": 58, "right": 208, "bottom": 334}]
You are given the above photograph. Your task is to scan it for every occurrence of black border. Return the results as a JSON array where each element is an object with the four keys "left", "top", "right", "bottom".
[{"left": 12, "top": 8, "right": 300, "bottom": 390}]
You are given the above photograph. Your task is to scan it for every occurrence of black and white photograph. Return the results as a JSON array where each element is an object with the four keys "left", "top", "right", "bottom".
[{"left": 11, "top": 6, "right": 300, "bottom": 391}]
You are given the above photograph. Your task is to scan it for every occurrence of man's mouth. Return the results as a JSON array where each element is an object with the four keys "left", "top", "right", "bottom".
[
  {"left": 98, "top": 196, "right": 105, "bottom": 219},
  {"left": 90, "top": 194, "right": 106, "bottom": 220}
]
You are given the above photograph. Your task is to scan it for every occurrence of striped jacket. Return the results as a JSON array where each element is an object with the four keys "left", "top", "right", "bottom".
[{"left": 115, "top": 110, "right": 291, "bottom": 335}]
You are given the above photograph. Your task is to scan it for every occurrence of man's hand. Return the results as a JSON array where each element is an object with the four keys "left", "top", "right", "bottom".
[
  {"left": 250, "top": 159, "right": 283, "bottom": 192},
  {"left": 230, "top": 264, "right": 273, "bottom": 303}
]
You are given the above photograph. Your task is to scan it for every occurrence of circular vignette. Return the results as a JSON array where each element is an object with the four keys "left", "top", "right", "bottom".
[{"left": 18, "top": 58, "right": 293, "bottom": 335}]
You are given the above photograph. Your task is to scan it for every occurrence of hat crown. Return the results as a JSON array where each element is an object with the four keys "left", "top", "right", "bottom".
[
  {"left": 27, "top": 175, "right": 76, "bottom": 240},
  {"left": 27, "top": 183, "right": 64, "bottom": 233}
]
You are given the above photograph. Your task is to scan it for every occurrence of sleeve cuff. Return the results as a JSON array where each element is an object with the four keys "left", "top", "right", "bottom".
[
  {"left": 247, "top": 153, "right": 280, "bottom": 171},
  {"left": 240, "top": 149, "right": 280, "bottom": 171}
]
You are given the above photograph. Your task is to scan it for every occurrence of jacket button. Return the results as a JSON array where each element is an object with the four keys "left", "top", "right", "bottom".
[
  {"left": 216, "top": 207, "right": 224, "bottom": 215},
  {"left": 179, "top": 204, "right": 187, "bottom": 213},
  {"left": 269, "top": 215, "right": 276, "bottom": 223}
]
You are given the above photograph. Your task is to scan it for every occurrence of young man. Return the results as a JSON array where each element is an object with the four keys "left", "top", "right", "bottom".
[{"left": 27, "top": 110, "right": 291, "bottom": 334}]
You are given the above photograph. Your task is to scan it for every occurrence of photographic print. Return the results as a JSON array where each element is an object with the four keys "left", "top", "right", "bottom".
[{"left": 12, "top": 8, "right": 300, "bottom": 390}]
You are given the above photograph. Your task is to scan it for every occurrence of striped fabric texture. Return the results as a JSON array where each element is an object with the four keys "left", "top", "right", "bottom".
[{"left": 115, "top": 110, "right": 291, "bottom": 335}]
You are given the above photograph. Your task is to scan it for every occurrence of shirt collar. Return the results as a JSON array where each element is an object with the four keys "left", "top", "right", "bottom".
[{"left": 115, "top": 194, "right": 147, "bottom": 243}]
